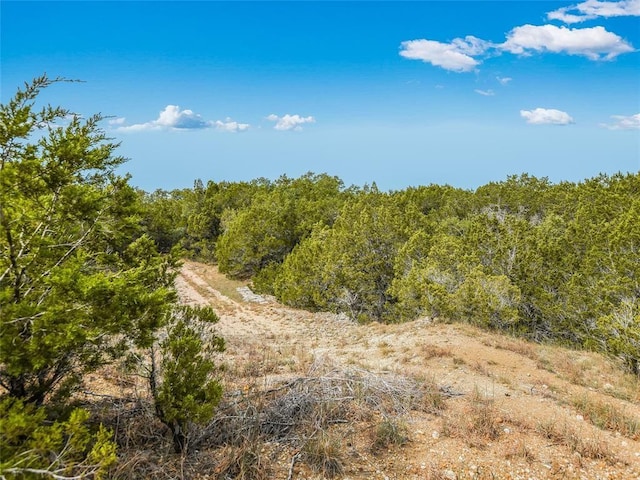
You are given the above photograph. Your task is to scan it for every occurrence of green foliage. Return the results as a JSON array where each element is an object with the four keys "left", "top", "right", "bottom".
[
  {"left": 0, "top": 75, "right": 177, "bottom": 405},
  {"left": 273, "top": 226, "right": 332, "bottom": 310},
  {"left": 138, "top": 178, "right": 270, "bottom": 260},
  {"left": 390, "top": 228, "right": 475, "bottom": 320},
  {"left": 451, "top": 267, "right": 521, "bottom": 330},
  {"left": 0, "top": 398, "right": 117, "bottom": 479},
  {"left": 139, "top": 188, "right": 189, "bottom": 253},
  {"left": 216, "top": 173, "right": 347, "bottom": 280},
  {"left": 275, "top": 191, "right": 422, "bottom": 322},
  {"left": 151, "top": 305, "right": 225, "bottom": 453},
  {"left": 592, "top": 299, "right": 639, "bottom": 376}
]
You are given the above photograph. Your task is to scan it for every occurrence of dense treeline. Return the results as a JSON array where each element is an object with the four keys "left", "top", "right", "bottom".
[{"left": 141, "top": 172, "right": 639, "bottom": 375}]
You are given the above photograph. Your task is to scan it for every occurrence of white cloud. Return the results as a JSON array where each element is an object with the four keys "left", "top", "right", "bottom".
[
  {"left": 108, "top": 117, "right": 126, "bottom": 126},
  {"left": 497, "top": 76, "right": 513, "bottom": 85},
  {"left": 520, "top": 108, "right": 575, "bottom": 125},
  {"left": 501, "top": 24, "right": 634, "bottom": 60},
  {"left": 547, "top": 0, "right": 640, "bottom": 24},
  {"left": 267, "top": 114, "right": 315, "bottom": 131},
  {"left": 600, "top": 113, "right": 640, "bottom": 130},
  {"left": 475, "top": 89, "right": 495, "bottom": 96},
  {"left": 401, "top": 20, "right": 634, "bottom": 72},
  {"left": 399, "top": 37, "right": 488, "bottom": 72},
  {"left": 215, "top": 118, "right": 250, "bottom": 133},
  {"left": 117, "top": 105, "right": 213, "bottom": 132}
]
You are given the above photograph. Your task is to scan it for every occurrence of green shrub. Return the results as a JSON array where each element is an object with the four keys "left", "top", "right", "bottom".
[{"left": 0, "top": 398, "right": 116, "bottom": 479}]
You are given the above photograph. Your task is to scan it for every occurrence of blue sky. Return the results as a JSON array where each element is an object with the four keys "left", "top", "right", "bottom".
[{"left": 2, "top": 1, "right": 639, "bottom": 191}]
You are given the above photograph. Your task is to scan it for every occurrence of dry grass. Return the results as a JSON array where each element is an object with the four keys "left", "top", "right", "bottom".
[
  {"left": 419, "top": 376, "right": 448, "bottom": 414},
  {"left": 441, "top": 387, "right": 504, "bottom": 448},
  {"left": 535, "top": 418, "right": 618, "bottom": 464},
  {"left": 421, "top": 343, "right": 454, "bottom": 360},
  {"left": 571, "top": 394, "right": 640, "bottom": 440},
  {"left": 535, "top": 346, "right": 640, "bottom": 401},
  {"left": 371, "top": 417, "right": 410, "bottom": 451},
  {"left": 484, "top": 336, "right": 538, "bottom": 361},
  {"left": 466, "top": 388, "right": 503, "bottom": 441},
  {"left": 503, "top": 436, "right": 536, "bottom": 463},
  {"left": 215, "top": 442, "right": 272, "bottom": 480},
  {"left": 302, "top": 432, "right": 344, "bottom": 478},
  {"left": 452, "top": 356, "right": 466, "bottom": 366}
]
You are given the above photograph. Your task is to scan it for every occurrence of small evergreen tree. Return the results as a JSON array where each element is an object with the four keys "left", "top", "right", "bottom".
[{"left": 149, "top": 305, "right": 225, "bottom": 453}]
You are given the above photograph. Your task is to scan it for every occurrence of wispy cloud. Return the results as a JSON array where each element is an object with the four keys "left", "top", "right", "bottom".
[
  {"left": 501, "top": 24, "right": 634, "bottom": 60},
  {"left": 547, "top": 0, "right": 640, "bottom": 24},
  {"left": 267, "top": 114, "right": 315, "bottom": 131},
  {"left": 520, "top": 108, "right": 575, "bottom": 125},
  {"left": 215, "top": 118, "right": 250, "bottom": 133},
  {"left": 475, "top": 89, "right": 495, "bottom": 96},
  {"left": 399, "top": 36, "right": 490, "bottom": 72},
  {"left": 600, "top": 113, "right": 640, "bottom": 130},
  {"left": 496, "top": 76, "right": 512, "bottom": 85}
]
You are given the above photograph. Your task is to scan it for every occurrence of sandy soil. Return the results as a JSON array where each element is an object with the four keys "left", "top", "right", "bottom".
[{"left": 175, "top": 260, "right": 640, "bottom": 480}]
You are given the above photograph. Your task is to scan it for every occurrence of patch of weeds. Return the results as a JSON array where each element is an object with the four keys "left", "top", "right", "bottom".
[
  {"left": 371, "top": 417, "right": 409, "bottom": 451},
  {"left": 535, "top": 418, "right": 557, "bottom": 440},
  {"left": 496, "top": 375, "right": 514, "bottom": 388},
  {"left": 467, "top": 388, "right": 502, "bottom": 441},
  {"left": 440, "top": 388, "right": 502, "bottom": 448},
  {"left": 535, "top": 420, "right": 618, "bottom": 464},
  {"left": 239, "top": 346, "right": 282, "bottom": 377},
  {"left": 452, "top": 357, "right": 466, "bottom": 366},
  {"left": 377, "top": 340, "right": 394, "bottom": 357},
  {"left": 536, "top": 355, "right": 555, "bottom": 373},
  {"left": 601, "top": 368, "right": 640, "bottom": 403},
  {"left": 421, "top": 378, "right": 447, "bottom": 414},
  {"left": 500, "top": 339, "right": 538, "bottom": 360},
  {"left": 284, "top": 346, "right": 314, "bottom": 374},
  {"left": 556, "top": 356, "right": 592, "bottom": 387},
  {"left": 302, "top": 432, "right": 344, "bottom": 478},
  {"left": 571, "top": 394, "right": 639, "bottom": 440},
  {"left": 421, "top": 344, "right": 453, "bottom": 360},
  {"left": 504, "top": 437, "right": 536, "bottom": 463},
  {"left": 471, "top": 361, "right": 491, "bottom": 377},
  {"left": 217, "top": 442, "right": 271, "bottom": 480},
  {"left": 565, "top": 429, "right": 615, "bottom": 463}
]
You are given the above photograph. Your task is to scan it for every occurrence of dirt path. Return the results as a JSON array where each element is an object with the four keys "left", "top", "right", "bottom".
[{"left": 177, "top": 260, "right": 640, "bottom": 479}]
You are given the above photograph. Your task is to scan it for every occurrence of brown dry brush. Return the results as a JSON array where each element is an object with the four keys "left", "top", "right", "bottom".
[
  {"left": 204, "top": 359, "right": 446, "bottom": 478},
  {"left": 87, "top": 359, "right": 447, "bottom": 478}
]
